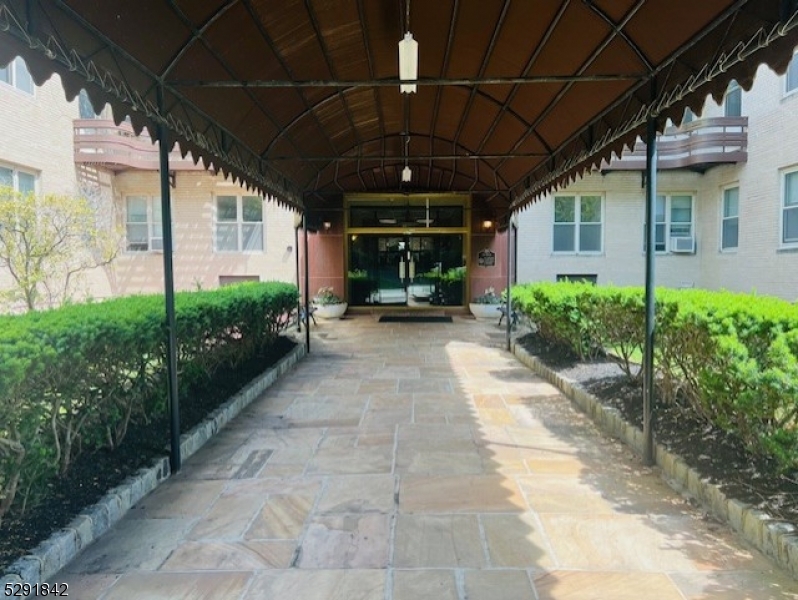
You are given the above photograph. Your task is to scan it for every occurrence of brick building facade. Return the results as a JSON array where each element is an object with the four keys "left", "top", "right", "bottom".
[
  {"left": 0, "top": 61, "right": 297, "bottom": 310},
  {"left": 517, "top": 56, "right": 798, "bottom": 300}
]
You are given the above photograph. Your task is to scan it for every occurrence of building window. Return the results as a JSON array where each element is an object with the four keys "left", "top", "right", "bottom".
[
  {"left": 553, "top": 195, "right": 602, "bottom": 253},
  {"left": 215, "top": 195, "right": 263, "bottom": 252},
  {"left": 783, "top": 171, "right": 798, "bottom": 247},
  {"left": 219, "top": 275, "right": 260, "bottom": 286},
  {"left": 126, "top": 196, "right": 163, "bottom": 252},
  {"left": 78, "top": 89, "right": 103, "bottom": 119},
  {"left": 0, "top": 57, "right": 34, "bottom": 95},
  {"left": 786, "top": 51, "right": 798, "bottom": 96},
  {"left": 0, "top": 165, "right": 37, "bottom": 194},
  {"left": 724, "top": 80, "right": 741, "bottom": 117},
  {"left": 646, "top": 194, "right": 694, "bottom": 252},
  {"left": 721, "top": 187, "right": 739, "bottom": 251},
  {"left": 556, "top": 274, "right": 597, "bottom": 284}
]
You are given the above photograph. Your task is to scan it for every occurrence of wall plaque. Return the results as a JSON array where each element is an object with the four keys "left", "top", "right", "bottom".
[{"left": 478, "top": 249, "right": 496, "bottom": 267}]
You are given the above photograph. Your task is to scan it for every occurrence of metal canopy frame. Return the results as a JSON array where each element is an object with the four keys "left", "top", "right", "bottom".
[
  {"left": 2, "top": 1, "right": 798, "bottom": 473},
  {"left": 0, "top": 1, "right": 796, "bottom": 210}
]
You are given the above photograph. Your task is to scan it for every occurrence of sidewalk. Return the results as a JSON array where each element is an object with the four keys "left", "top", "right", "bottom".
[{"left": 55, "top": 315, "right": 798, "bottom": 599}]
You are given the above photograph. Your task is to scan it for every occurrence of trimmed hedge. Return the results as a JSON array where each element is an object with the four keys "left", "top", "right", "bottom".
[
  {"left": 0, "top": 282, "right": 298, "bottom": 525},
  {"left": 513, "top": 282, "right": 798, "bottom": 470}
]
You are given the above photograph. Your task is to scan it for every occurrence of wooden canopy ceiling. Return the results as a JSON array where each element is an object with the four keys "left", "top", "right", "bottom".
[{"left": 0, "top": 0, "right": 797, "bottom": 213}]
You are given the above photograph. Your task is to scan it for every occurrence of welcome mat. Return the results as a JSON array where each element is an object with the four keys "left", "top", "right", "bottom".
[{"left": 379, "top": 315, "right": 453, "bottom": 323}]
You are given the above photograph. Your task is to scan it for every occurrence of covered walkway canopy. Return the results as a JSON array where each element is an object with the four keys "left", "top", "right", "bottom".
[
  {"left": 2, "top": 0, "right": 798, "bottom": 473},
  {"left": 1, "top": 0, "right": 797, "bottom": 215}
]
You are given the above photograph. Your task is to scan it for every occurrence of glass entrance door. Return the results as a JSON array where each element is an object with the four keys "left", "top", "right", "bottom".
[{"left": 348, "top": 234, "right": 465, "bottom": 307}]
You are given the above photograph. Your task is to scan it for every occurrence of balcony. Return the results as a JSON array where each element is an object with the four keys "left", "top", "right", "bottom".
[
  {"left": 73, "top": 119, "right": 207, "bottom": 172},
  {"left": 602, "top": 116, "right": 747, "bottom": 173}
]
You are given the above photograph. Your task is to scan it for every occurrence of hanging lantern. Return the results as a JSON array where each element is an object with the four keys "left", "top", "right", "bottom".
[{"left": 398, "top": 32, "right": 418, "bottom": 94}]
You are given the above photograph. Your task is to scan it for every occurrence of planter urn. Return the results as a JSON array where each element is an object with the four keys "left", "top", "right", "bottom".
[
  {"left": 313, "top": 302, "right": 348, "bottom": 319},
  {"left": 469, "top": 303, "right": 500, "bottom": 320}
]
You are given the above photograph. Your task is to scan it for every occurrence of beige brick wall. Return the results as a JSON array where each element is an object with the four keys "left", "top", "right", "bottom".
[
  {"left": 0, "top": 69, "right": 297, "bottom": 309},
  {"left": 0, "top": 69, "right": 80, "bottom": 195},
  {"left": 695, "top": 63, "right": 798, "bottom": 299},
  {"left": 0, "top": 69, "right": 86, "bottom": 309},
  {"left": 105, "top": 171, "right": 297, "bottom": 298},
  {"left": 3, "top": 167, "right": 298, "bottom": 306},
  {"left": 518, "top": 60, "right": 798, "bottom": 300},
  {"left": 517, "top": 170, "right": 703, "bottom": 288}
]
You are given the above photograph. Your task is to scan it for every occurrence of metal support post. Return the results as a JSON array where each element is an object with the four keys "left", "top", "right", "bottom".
[
  {"left": 642, "top": 117, "right": 658, "bottom": 466},
  {"left": 157, "top": 89, "right": 181, "bottom": 473},
  {"left": 295, "top": 223, "right": 301, "bottom": 332},
  {"left": 505, "top": 216, "right": 514, "bottom": 352},
  {"left": 303, "top": 213, "right": 310, "bottom": 353}
]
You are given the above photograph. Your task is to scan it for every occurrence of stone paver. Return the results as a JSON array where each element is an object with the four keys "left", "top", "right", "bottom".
[
  {"left": 51, "top": 316, "right": 798, "bottom": 599},
  {"left": 393, "top": 570, "right": 458, "bottom": 600}
]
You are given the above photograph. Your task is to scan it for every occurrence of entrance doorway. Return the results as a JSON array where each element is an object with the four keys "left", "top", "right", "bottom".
[
  {"left": 345, "top": 194, "right": 470, "bottom": 308},
  {"left": 348, "top": 234, "right": 465, "bottom": 307}
]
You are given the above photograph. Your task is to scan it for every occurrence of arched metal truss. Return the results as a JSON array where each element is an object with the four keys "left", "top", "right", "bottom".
[{"left": 0, "top": 0, "right": 796, "bottom": 211}]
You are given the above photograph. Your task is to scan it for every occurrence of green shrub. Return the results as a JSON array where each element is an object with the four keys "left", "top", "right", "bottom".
[
  {"left": 592, "top": 287, "right": 646, "bottom": 380},
  {"left": 513, "top": 282, "right": 603, "bottom": 359},
  {"left": 0, "top": 282, "right": 298, "bottom": 525},
  {"left": 513, "top": 282, "right": 798, "bottom": 470}
]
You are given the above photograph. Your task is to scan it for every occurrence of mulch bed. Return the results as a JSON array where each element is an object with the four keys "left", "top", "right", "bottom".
[
  {"left": 0, "top": 336, "right": 296, "bottom": 572},
  {"left": 517, "top": 332, "right": 798, "bottom": 525}
]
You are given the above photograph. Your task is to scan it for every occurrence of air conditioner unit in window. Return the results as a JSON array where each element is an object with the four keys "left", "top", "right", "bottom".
[{"left": 670, "top": 236, "right": 695, "bottom": 253}]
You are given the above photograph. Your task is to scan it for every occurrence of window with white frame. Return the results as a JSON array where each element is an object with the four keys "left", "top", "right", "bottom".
[
  {"left": 721, "top": 187, "right": 739, "bottom": 251},
  {"left": 0, "top": 164, "right": 37, "bottom": 194},
  {"left": 783, "top": 170, "right": 798, "bottom": 246},
  {"left": 645, "top": 194, "right": 694, "bottom": 252},
  {"left": 724, "top": 80, "right": 742, "bottom": 117},
  {"left": 786, "top": 51, "right": 798, "bottom": 96},
  {"left": 125, "top": 196, "right": 163, "bottom": 252},
  {"left": 0, "top": 57, "right": 34, "bottom": 95},
  {"left": 215, "top": 195, "right": 263, "bottom": 252},
  {"left": 552, "top": 195, "right": 602, "bottom": 253}
]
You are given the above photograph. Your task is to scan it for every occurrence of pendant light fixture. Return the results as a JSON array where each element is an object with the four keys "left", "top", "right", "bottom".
[
  {"left": 401, "top": 134, "right": 411, "bottom": 182},
  {"left": 398, "top": 0, "right": 417, "bottom": 94}
]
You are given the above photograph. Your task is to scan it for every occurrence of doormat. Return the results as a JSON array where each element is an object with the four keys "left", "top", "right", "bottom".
[{"left": 379, "top": 315, "right": 453, "bottom": 323}]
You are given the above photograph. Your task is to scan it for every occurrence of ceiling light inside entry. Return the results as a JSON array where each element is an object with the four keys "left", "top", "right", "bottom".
[{"left": 402, "top": 166, "right": 412, "bottom": 182}]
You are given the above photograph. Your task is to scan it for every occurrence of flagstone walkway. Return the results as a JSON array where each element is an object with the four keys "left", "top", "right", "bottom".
[{"left": 55, "top": 315, "right": 798, "bottom": 599}]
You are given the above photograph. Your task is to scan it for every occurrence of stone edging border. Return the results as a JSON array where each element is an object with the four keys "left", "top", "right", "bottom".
[
  {"left": 512, "top": 341, "right": 798, "bottom": 579},
  {"left": 1, "top": 341, "right": 307, "bottom": 588}
]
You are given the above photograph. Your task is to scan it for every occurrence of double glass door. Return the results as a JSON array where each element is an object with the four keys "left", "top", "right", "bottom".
[{"left": 348, "top": 234, "right": 465, "bottom": 307}]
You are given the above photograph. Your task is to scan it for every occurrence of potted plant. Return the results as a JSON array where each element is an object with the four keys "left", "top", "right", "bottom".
[
  {"left": 469, "top": 286, "right": 503, "bottom": 319},
  {"left": 312, "top": 286, "right": 348, "bottom": 319},
  {"left": 438, "top": 267, "right": 466, "bottom": 306}
]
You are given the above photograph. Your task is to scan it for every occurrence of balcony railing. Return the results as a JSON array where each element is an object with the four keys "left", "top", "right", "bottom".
[
  {"left": 602, "top": 116, "right": 748, "bottom": 172},
  {"left": 73, "top": 118, "right": 207, "bottom": 171}
]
